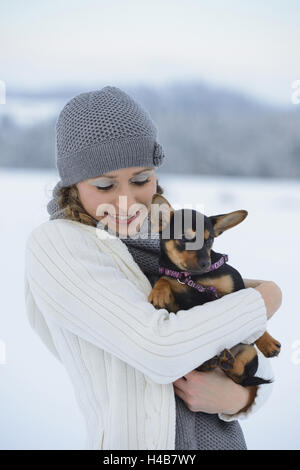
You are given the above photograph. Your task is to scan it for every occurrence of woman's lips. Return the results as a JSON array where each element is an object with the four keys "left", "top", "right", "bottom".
[{"left": 107, "top": 211, "right": 140, "bottom": 225}]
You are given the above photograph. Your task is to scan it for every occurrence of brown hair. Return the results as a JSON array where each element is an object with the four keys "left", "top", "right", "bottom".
[{"left": 54, "top": 179, "right": 164, "bottom": 227}]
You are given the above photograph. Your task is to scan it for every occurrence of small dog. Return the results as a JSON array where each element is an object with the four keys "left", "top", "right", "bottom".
[{"left": 147, "top": 194, "right": 281, "bottom": 387}]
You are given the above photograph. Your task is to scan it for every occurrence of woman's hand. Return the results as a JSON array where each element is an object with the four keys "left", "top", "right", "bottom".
[
  {"left": 243, "top": 279, "right": 283, "bottom": 320},
  {"left": 173, "top": 368, "right": 257, "bottom": 415}
]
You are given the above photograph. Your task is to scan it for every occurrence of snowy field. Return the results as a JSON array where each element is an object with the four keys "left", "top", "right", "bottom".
[{"left": 0, "top": 168, "right": 299, "bottom": 450}]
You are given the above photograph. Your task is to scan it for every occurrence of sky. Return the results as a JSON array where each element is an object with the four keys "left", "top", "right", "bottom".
[{"left": 1, "top": 0, "right": 300, "bottom": 105}]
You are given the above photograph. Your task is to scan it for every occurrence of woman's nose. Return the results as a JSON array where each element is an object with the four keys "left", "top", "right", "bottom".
[{"left": 114, "top": 189, "right": 137, "bottom": 214}]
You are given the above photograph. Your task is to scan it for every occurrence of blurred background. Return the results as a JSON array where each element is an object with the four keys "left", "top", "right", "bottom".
[{"left": 1, "top": 0, "right": 299, "bottom": 450}]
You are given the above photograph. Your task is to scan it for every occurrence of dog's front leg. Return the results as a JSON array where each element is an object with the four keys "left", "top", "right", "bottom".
[
  {"left": 255, "top": 331, "right": 281, "bottom": 358},
  {"left": 148, "top": 276, "right": 178, "bottom": 312}
]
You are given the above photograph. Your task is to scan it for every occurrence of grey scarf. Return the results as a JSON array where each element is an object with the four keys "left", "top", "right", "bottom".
[{"left": 47, "top": 190, "right": 247, "bottom": 450}]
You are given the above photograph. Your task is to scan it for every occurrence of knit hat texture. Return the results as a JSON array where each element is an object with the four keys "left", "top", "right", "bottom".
[
  {"left": 55, "top": 85, "right": 165, "bottom": 186},
  {"left": 47, "top": 85, "right": 165, "bottom": 219}
]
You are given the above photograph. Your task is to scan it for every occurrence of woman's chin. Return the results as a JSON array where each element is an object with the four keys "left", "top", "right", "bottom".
[
  {"left": 96, "top": 207, "right": 149, "bottom": 237},
  {"left": 110, "top": 215, "right": 147, "bottom": 237},
  {"left": 109, "top": 222, "right": 142, "bottom": 238}
]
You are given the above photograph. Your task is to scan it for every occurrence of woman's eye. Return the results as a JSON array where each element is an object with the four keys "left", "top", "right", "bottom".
[
  {"left": 96, "top": 179, "right": 150, "bottom": 191},
  {"left": 96, "top": 185, "right": 113, "bottom": 191},
  {"left": 132, "top": 178, "right": 150, "bottom": 186}
]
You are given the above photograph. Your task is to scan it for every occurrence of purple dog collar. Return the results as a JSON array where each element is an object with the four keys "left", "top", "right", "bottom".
[
  {"left": 208, "top": 254, "right": 228, "bottom": 271},
  {"left": 158, "top": 254, "right": 229, "bottom": 299}
]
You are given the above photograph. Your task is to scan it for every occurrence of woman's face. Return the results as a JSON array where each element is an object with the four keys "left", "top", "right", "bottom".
[{"left": 76, "top": 166, "right": 157, "bottom": 236}]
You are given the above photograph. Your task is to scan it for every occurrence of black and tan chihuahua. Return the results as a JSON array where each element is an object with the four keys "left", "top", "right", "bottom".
[{"left": 147, "top": 194, "right": 281, "bottom": 387}]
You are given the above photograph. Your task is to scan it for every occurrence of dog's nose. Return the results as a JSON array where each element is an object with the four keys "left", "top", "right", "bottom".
[{"left": 199, "top": 261, "right": 210, "bottom": 270}]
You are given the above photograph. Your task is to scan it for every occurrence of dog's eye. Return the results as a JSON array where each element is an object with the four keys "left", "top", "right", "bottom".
[{"left": 177, "top": 243, "right": 185, "bottom": 251}]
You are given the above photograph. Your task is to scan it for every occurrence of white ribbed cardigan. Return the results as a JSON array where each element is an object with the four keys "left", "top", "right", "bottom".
[{"left": 24, "top": 219, "right": 274, "bottom": 450}]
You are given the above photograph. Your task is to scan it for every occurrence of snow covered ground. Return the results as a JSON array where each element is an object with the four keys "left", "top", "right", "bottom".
[{"left": 0, "top": 168, "right": 299, "bottom": 450}]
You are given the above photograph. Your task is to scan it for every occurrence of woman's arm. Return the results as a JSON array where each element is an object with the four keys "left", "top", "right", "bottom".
[
  {"left": 25, "top": 219, "right": 268, "bottom": 385},
  {"left": 244, "top": 278, "right": 283, "bottom": 320},
  {"left": 243, "top": 278, "right": 265, "bottom": 288},
  {"left": 173, "top": 279, "right": 280, "bottom": 412}
]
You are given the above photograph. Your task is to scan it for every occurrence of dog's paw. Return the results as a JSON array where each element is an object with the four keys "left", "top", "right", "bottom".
[
  {"left": 256, "top": 334, "right": 281, "bottom": 358},
  {"left": 265, "top": 341, "right": 281, "bottom": 358},
  {"left": 218, "top": 348, "right": 235, "bottom": 370},
  {"left": 148, "top": 280, "right": 175, "bottom": 310}
]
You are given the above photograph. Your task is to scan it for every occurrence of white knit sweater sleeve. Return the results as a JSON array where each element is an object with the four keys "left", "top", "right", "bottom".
[{"left": 25, "top": 219, "right": 268, "bottom": 385}]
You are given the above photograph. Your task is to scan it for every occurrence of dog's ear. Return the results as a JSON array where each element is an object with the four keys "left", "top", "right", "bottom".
[
  {"left": 150, "top": 193, "right": 175, "bottom": 233},
  {"left": 209, "top": 210, "right": 248, "bottom": 237}
]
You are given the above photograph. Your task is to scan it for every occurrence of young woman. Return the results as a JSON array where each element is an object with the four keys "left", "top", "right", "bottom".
[{"left": 24, "top": 86, "right": 282, "bottom": 450}]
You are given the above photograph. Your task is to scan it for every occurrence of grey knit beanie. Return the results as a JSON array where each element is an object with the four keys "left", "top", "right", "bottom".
[{"left": 47, "top": 85, "right": 165, "bottom": 219}]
